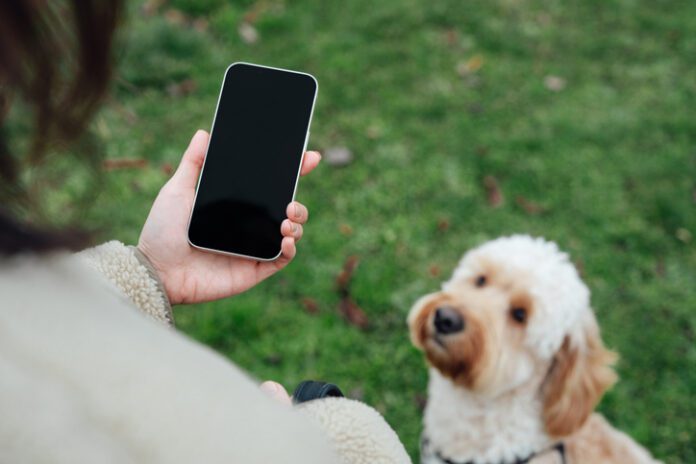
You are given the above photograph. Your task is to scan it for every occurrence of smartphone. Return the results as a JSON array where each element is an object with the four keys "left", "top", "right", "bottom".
[{"left": 187, "top": 62, "right": 318, "bottom": 261}]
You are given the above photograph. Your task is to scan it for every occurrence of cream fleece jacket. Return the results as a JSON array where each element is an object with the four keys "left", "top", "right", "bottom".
[{"left": 0, "top": 241, "right": 410, "bottom": 464}]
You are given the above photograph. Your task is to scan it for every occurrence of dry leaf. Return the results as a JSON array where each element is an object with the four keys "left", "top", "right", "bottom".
[
  {"left": 444, "top": 29, "right": 459, "bottom": 46},
  {"left": 339, "top": 297, "right": 369, "bottom": 329},
  {"left": 263, "top": 354, "right": 282, "bottom": 366},
  {"left": 437, "top": 218, "right": 450, "bottom": 231},
  {"left": 515, "top": 195, "right": 545, "bottom": 215},
  {"left": 428, "top": 264, "right": 441, "bottom": 277},
  {"left": 335, "top": 256, "right": 368, "bottom": 329},
  {"left": 544, "top": 75, "right": 566, "bottom": 92},
  {"left": 161, "top": 162, "right": 174, "bottom": 176},
  {"left": 238, "top": 22, "right": 259, "bottom": 44},
  {"left": 336, "top": 255, "right": 359, "bottom": 291},
  {"left": 167, "top": 78, "right": 197, "bottom": 97},
  {"left": 483, "top": 175, "right": 503, "bottom": 207},
  {"left": 339, "top": 224, "right": 353, "bottom": 236},
  {"left": 301, "top": 297, "right": 320, "bottom": 315},
  {"left": 142, "top": 0, "right": 165, "bottom": 16},
  {"left": 103, "top": 158, "right": 148, "bottom": 171},
  {"left": 192, "top": 18, "right": 208, "bottom": 32},
  {"left": 456, "top": 54, "right": 484, "bottom": 76},
  {"left": 164, "top": 8, "right": 187, "bottom": 25},
  {"left": 324, "top": 146, "right": 353, "bottom": 167}
]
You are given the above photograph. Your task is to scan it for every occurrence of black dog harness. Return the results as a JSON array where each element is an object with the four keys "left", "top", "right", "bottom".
[{"left": 422, "top": 435, "right": 567, "bottom": 464}]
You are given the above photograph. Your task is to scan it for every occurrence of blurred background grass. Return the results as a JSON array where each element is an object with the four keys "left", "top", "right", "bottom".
[{"left": 66, "top": 0, "right": 696, "bottom": 461}]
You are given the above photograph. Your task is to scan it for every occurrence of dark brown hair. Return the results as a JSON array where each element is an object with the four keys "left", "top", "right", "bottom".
[{"left": 0, "top": 1, "right": 123, "bottom": 255}]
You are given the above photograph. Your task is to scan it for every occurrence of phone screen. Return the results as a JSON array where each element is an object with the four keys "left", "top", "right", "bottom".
[{"left": 188, "top": 63, "right": 317, "bottom": 260}]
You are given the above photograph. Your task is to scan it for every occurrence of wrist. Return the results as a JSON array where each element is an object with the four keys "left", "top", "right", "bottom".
[{"left": 131, "top": 245, "right": 176, "bottom": 315}]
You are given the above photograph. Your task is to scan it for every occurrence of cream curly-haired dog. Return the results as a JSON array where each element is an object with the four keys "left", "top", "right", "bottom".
[{"left": 409, "top": 235, "right": 660, "bottom": 464}]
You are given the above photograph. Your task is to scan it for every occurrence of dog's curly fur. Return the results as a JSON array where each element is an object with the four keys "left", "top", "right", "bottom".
[{"left": 409, "top": 235, "right": 660, "bottom": 464}]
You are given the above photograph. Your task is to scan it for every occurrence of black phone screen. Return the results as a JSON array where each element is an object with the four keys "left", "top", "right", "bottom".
[{"left": 188, "top": 63, "right": 317, "bottom": 260}]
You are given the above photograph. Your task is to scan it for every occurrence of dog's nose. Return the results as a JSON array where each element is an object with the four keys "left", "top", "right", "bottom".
[{"left": 434, "top": 306, "right": 465, "bottom": 334}]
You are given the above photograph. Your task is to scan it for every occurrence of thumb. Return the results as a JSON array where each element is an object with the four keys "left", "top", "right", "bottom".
[{"left": 172, "top": 130, "right": 209, "bottom": 189}]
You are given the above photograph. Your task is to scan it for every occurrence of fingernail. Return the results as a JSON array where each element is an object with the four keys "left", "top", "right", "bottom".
[
  {"left": 294, "top": 203, "right": 300, "bottom": 218},
  {"left": 292, "top": 222, "right": 298, "bottom": 234}
]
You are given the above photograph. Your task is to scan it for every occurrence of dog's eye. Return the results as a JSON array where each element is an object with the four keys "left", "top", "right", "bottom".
[
  {"left": 510, "top": 307, "right": 527, "bottom": 324},
  {"left": 475, "top": 275, "right": 486, "bottom": 287}
]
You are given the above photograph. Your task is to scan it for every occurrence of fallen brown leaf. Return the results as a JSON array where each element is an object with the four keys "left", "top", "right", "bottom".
[
  {"left": 161, "top": 162, "right": 174, "bottom": 176},
  {"left": 142, "top": 0, "right": 165, "bottom": 16},
  {"left": 335, "top": 256, "right": 368, "bottom": 329},
  {"left": 339, "top": 224, "right": 353, "bottom": 236},
  {"left": 428, "top": 264, "right": 441, "bottom": 277},
  {"left": 164, "top": 8, "right": 187, "bottom": 25},
  {"left": 263, "top": 354, "right": 282, "bottom": 366},
  {"left": 103, "top": 158, "right": 148, "bottom": 171},
  {"left": 301, "top": 297, "right": 320, "bottom": 315},
  {"left": 192, "top": 18, "right": 208, "bottom": 32},
  {"left": 437, "top": 218, "right": 450, "bottom": 232},
  {"left": 339, "top": 297, "right": 369, "bottom": 329},
  {"left": 336, "top": 255, "right": 359, "bottom": 291},
  {"left": 483, "top": 175, "right": 503, "bottom": 207},
  {"left": 444, "top": 29, "right": 459, "bottom": 46},
  {"left": 456, "top": 55, "right": 484, "bottom": 77},
  {"left": 515, "top": 196, "right": 545, "bottom": 215}
]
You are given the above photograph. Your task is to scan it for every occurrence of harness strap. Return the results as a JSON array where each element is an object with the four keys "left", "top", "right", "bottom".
[{"left": 427, "top": 437, "right": 567, "bottom": 464}]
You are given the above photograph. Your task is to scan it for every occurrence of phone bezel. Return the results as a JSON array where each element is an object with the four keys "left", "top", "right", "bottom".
[{"left": 186, "top": 62, "right": 318, "bottom": 261}]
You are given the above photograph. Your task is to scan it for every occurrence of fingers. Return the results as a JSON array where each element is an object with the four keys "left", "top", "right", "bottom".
[
  {"left": 172, "top": 130, "right": 209, "bottom": 189},
  {"left": 260, "top": 381, "right": 292, "bottom": 406},
  {"left": 280, "top": 236, "right": 296, "bottom": 261},
  {"left": 281, "top": 219, "right": 303, "bottom": 241},
  {"left": 300, "top": 151, "right": 321, "bottom": 176},
  {"left": 286, "top": 201, "right": 309, "bottom": 224}
]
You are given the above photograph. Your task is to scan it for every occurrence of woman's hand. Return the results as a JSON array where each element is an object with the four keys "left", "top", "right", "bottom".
[{"left": 137, "top": 130, "right": 321, "bottom": 305}]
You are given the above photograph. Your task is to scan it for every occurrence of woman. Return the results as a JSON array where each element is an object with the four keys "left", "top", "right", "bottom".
[{"left": 0, "top": 2, "right": 409, "bottom": 462}]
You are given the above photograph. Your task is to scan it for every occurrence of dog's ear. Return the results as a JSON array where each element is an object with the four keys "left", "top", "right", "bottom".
[
  {"left": 407, "top": 293, "right": 438, "bottom": 350},
  {"left": 542, "top": 311, "right": 618, "bottom": 437}
]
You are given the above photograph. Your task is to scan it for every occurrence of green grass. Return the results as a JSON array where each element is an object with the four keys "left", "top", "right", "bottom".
[{"left": 74, "top": 0, "right": 696, "bottom": 461}]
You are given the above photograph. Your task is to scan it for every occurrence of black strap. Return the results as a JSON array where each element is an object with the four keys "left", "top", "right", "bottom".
[
  {"left": 554, "top": 442, "right": 567, "bottom": 464},
  {"left": 292, "top": 380, "right": 344, "bottom": 404},
  {"left": 431, "top": 440, "right": 566, "bottom": 464}
]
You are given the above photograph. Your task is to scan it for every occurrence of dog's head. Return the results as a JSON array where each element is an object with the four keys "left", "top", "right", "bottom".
[{"left": 408, "top": 235, "right": 617, "bottom": 437}]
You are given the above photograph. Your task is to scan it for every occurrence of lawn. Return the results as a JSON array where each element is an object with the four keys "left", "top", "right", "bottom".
[{"left": 77, "top": 0, "right": 695, "bottom": 461}]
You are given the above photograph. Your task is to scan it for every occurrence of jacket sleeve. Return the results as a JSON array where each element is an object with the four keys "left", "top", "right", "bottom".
[
  {"left": 298, "top": 397, "right": 412, "bottom": 464},
  {"left": 77, "top": 241, "right": 173, "bottom": 326}
]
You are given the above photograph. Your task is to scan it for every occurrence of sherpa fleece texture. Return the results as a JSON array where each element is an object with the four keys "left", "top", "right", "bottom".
[
  {"left": 78, "top": 241, "right": 173, "bottom": 325},
  {"left": 299, "top": 397, "right": 412, "bottom": 464}
]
